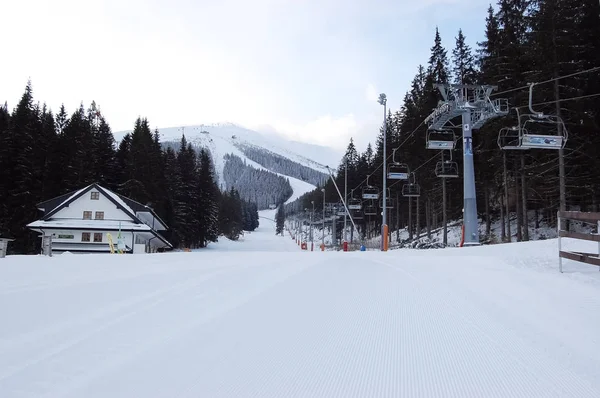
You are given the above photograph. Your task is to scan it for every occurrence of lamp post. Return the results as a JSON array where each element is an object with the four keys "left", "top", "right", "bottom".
[
  {"left": 321, "top": 188, "right": 326, "bottom": 251},
  {"left": 344, "top": 156, "right": 348, "bottom": 251},
  {"left": 378, "top": 93, "right": 388, "bottom": 252}
]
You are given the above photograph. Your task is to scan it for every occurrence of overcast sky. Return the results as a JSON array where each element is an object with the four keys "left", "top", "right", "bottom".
[{"left": 3, "top": 0, "right": 491, "bottom": 152}]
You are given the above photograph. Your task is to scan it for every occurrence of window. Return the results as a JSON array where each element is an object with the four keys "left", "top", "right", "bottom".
[
  {"left": 81, "top": 232, "right": 91, "bottom": 242},
  {"left": 91, "top": 192, "right": 99, "bottom": 200},
  {"left": 93, "top": 233, "right": 103, "bottom": 242},
  {"left": 95, "top": 211, "right": 104, "bottom": 220},
  {"left": 83, "top": 211, "right": 92, "bottom": 220}
]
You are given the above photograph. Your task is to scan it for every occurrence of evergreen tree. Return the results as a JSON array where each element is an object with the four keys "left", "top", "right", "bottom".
[
  {"left": 275, "top": 204, "right": 285, "bottom": 235},
  {"left": 175, "top": 136, "right": 199, "bottom": 247},
  {"left": 195, "top": 148, "right": 220, "bottom": 247},
  {"left": 0, "top": 82, "right": 44, "bottom": 252},
  {"left": 452, "top": 29, "right": 478, "bottom": 84},
  {"left": 162, "top": 147, "right": 181, "bottom": 247},
  {"left": 219, "top": 187, "right": 244, "bottom": 240}
]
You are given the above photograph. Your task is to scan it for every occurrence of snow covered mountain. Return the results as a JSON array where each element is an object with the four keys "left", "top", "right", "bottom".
[{"left": 115, "top": 123, "right": 339, "bottom": 205}]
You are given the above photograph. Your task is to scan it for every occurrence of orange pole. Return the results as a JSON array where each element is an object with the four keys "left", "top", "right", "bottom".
[{"left": 383, "top": 224, "right": 389, "bottom": 251}]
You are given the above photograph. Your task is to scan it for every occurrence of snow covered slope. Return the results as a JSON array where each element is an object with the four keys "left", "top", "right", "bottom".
[
  {"left": 116, "top": 122, "right": 329, "bottom": 204},
  {"left": 1, "top": 235, "right": 600, "bottom": 397}
]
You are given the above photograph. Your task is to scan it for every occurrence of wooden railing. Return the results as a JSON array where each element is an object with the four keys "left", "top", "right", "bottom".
[{"left": 557, "top": 211, "right": 600, "bottom": 273}]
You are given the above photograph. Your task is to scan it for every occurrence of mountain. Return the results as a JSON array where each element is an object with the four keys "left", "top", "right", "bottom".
[{"left": 114, "top": 122, "right": 337, "bottom": 206}]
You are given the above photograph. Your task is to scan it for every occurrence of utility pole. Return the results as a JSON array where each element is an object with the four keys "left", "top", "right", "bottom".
[
  {"left": 321, "top": 189, "right": 326, "bottom": 251},
  {"left": 378, "top": 93, "right": 388, "bottom": 251},
  {"left": 311, "top": 200, "right": 315, "bottom": 251},
  {"left": 425, "top": 84, "right": 508, "bottom": 246}
]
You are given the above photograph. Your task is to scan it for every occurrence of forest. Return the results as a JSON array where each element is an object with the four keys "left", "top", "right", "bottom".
[
  {"left": 222, "top": 154, "right": 294, "bottom": 210},
  {"left": 0, "top": 89, "right": 259, "bottom": 254},
  {"left": 235, "top": 143, "right": 328, "bottom": 187},
  {"left": 287, "top": 0, "right": 600, "bottom": 244}
]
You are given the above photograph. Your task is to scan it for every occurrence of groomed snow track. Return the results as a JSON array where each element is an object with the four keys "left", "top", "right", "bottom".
[{"left": 1, "top": 228, "right": 600, "bottom": 397}]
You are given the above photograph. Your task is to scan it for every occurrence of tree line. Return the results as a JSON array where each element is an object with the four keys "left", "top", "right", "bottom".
[
  {"left": 235, "top": 143, "right": 328, "bottom": 187},
  {"left": 0, "top": 83, "right": 259, "bottom": 254},
  {"left": 287, "top": 0, "right": 600, "bottom": 244},
  {"left": 222, "top": 154, "right": 293, "bottom": 210}
]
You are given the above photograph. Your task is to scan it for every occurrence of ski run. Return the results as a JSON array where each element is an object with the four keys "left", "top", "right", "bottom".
[{"left": 1, "top": 209, "right": 600, "bottom": 397}]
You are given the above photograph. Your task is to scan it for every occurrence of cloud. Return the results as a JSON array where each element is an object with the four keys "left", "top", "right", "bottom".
[
  {"left": 252, "top": 114, "right": 359, "bottom": 150},
  {"left": 365, "top": 84, "right": 378, "bottom": 102}
]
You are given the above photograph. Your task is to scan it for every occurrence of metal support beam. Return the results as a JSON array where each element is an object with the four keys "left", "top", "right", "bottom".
[{"left": 462, "top": 111, "right": 479, "bottom": 245}]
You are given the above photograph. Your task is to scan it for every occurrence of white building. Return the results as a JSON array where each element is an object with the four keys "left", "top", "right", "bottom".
[{"left": 27, "top": 183, "right": 173, "bottom": 254}]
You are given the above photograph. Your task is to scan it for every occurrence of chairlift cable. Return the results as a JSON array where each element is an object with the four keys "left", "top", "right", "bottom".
[
  {"left": 344, "top": 81, "right": 597, "bottom": 195},
  {"left": 513, "top": 92, "right": 600, "bottom": 109},
  {"left": 491, "top": 66, "right": 600, "bottom": 97}
]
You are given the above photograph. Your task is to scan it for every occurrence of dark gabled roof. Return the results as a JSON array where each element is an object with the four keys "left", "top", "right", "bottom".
[
  {"left": 42, "top": 183, "right": 141, "bottom": 224},
  {"left": 114, "top": 194, "right": 169, "bottom": 230},
  {"left": 37, "top": 191, "right": 77, "bottom": 214}
]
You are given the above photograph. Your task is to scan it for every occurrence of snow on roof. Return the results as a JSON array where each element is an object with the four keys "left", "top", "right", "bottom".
[
  {"left": 27, "top": 219, "right": 152, "bottom": 231},
  {"left": 54, "top": 186, "right": 88, "bottom": 211},
  {"left": 99, "top": 187, "right": 137, "bottom": 217}
]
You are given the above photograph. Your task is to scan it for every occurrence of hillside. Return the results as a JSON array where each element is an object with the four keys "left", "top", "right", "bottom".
[{"left": 116, "top": 123, "right": 335, "bottom": 206}]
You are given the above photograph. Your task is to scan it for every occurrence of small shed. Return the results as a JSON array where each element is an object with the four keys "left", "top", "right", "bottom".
[{"left": 0, "top": 238, "right": 15, "bottom": 258}]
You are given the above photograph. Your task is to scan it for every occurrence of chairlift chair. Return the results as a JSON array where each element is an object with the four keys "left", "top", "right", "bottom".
[
  {"left": 402, "top": 172, "right": 421, "bottom": 197},
  {"left": 361, "top": 176, "right": 380, "bottom": 200},
  {"left": 520, "top": 114, "right": 567, "bottom": 149},
  {"left": 347, "top": 191, "right": 363, "bottom": 210},
  {"left": 387, "top": 148, "right": 410, "bottom": 180},
  {"left": 435, "top": 161, "right": 459, "bottom": 178},
  {"left": 351, "top": 208, "right": 364, "bottom": 220},
  {"left": 435, "top": 151, "right": 459, "bottom": 178},
  {"left": 497, "top": 126, "right": 526, "bottom": 150},
  {"left": 362, "top": 186, "right": 379, "bottom": 200},
  {"left": 348, "top": 199, "right": 362, "bottom": 210},
  {"left": 426, "top": 129, "right": 456, "bottom": 150},
  {"left": 363, "top": 202, "right": 378, "bottom": 216},
  {"left": 499, "top": 83, "right": 568, "bottom": 150}
]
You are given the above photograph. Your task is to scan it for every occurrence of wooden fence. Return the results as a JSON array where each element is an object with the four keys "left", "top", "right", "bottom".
[{"left": 557, "top": 211, "right": 600, "bottom": 273}]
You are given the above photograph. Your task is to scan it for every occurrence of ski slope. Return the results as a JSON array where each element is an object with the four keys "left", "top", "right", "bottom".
[{"left": 1, "top": 234, "right": 600, "bottom": 397}]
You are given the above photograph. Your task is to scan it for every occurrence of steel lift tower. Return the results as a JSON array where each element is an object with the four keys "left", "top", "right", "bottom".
[{"left": 425, "top": 85, "right": 509, "bottom": 246}]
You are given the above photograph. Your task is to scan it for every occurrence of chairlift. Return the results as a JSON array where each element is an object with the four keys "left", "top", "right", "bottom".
[
  {"left": 351, "top": 208, "right": 364, "bottom": 220},
  {"left": 361, "top": 175, "right": 380, "bottom": 200},
  {"left": 347, "top": 190, "right": 362, "bottom": 210},
  {"left": 497, "top": 126, "right": 526, "bottom": 150},
  {"left": 498, "top": 84, "right": 568, "bottom": 150},
  {"left": 387, "top": 148, "right": 410, "bottom": 180},
  {"left": 402, "top": 173, "right": 421, "bottom": 197},
  {"left": 426, "top": 128, "right": 456, "bottom": 150},
  {"left": 363, "top": 202, "right": 378, "bottom": 216},
  {"left": 435, "top": 151, "right": 459, "bottom": 178},
  {"left": 520, "top": 114, "right": 567, "bottom": 149}
]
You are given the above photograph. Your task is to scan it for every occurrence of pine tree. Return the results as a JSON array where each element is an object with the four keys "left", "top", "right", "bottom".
[
  {"left": 452, "top": 29, "right": 478, "bottom": 84},
  {"left": 162, "top": 147, "right": 181, "bottom": 247},
  {"left": 0, "top": 82, "right": 44, "bottom": 252},
  {"left": 175, "top": 136, "right": 199, "bottom": 247},
  {"left": 275, "top": 204, "right": 285, "bottom": 235},
  {"left": 195, "top": 148, "right": 220, "bottom": 247}
]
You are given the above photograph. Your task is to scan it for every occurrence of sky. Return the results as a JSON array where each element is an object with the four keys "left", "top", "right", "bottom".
[{"left": 2, "top": 0, "right": 493, "bottom": 152}]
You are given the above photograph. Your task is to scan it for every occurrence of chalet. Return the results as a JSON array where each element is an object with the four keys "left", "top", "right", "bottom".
[{"left": 27, "top": 183, "right": 173, "bottom": 254}]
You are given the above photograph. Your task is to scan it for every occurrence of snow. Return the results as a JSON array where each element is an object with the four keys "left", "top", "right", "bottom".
[
  {"left": 141, "top": 124, "right": 320, "bottom": 203},
  {"left": 114, "top": 122, "right": 340, "bottom": 184},
  {"left": 1, "top": 222, "right": 600, "bottom": 397},
  {"left": 27, "top": 219, "right": 152, "bottom": 231}
]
